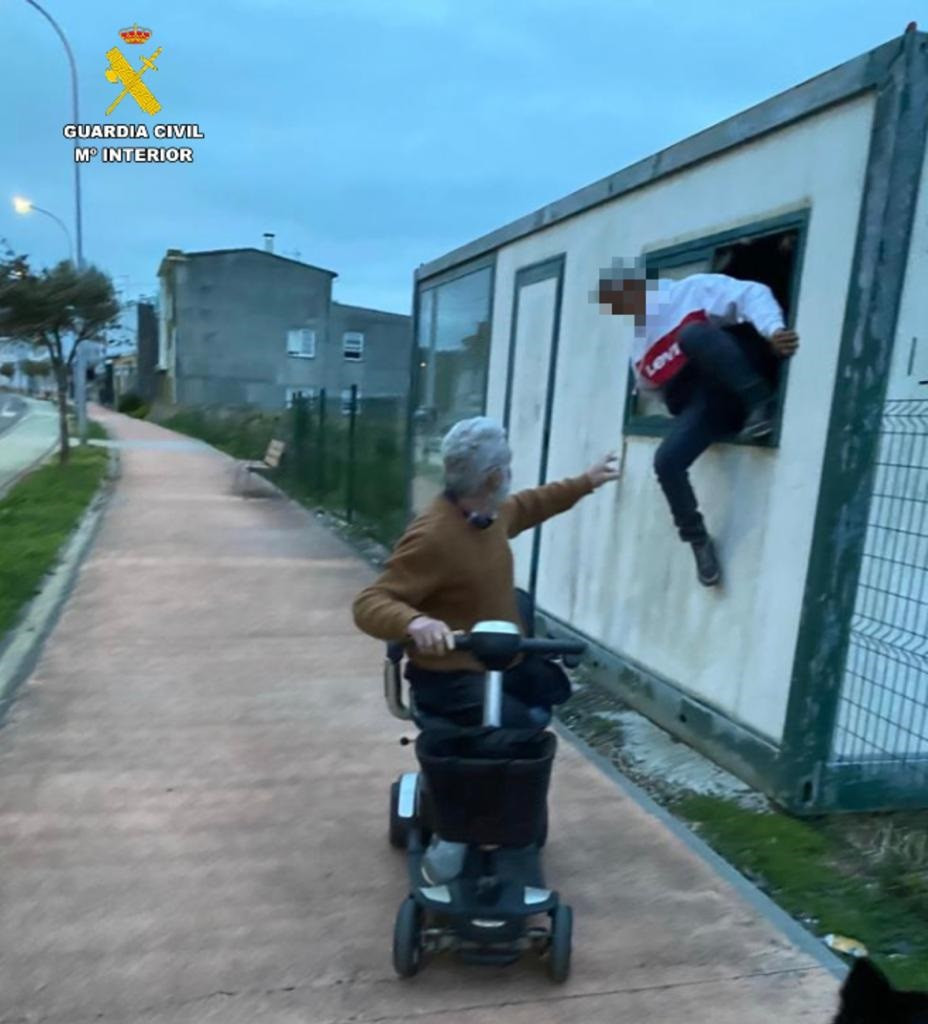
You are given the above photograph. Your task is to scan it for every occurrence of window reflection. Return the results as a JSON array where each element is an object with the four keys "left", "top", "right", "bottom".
[{"left": 412, "top": 266, "right": 493, "bottom": 514}]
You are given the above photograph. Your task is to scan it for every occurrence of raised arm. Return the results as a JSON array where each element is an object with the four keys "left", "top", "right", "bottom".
[
  {"left": 703, "top": 273, "right": 786, "bottom": 339},
  {"left": 503, "top": 475, "right": 594, "bottom": 538}
]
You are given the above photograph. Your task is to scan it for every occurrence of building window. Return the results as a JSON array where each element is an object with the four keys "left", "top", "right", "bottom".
[
  {"left": 341, "top": 387, "right": 362, "bottom": 416},
  {"left": 411, "top": 261, "right": 494, "bottom": 513},
  {"left": 623, "top": 210, "right": 809, "bottom": 447},
  {"left": 343, "top": 331, "right": 364, "bottom": 361},
  {"left": 286, "top": 387, "right": 315, "bottom": 409},
  {"left": 286, "top": 327, "right": 316, "bottom": 359}
]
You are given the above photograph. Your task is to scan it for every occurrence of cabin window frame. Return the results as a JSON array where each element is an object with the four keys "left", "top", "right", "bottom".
[{"left": 622, "top": 208, "right": 811, "bottom": 448}]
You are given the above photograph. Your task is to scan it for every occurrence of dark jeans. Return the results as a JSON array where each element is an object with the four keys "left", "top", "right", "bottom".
[
  {"left": 406, "top": 656, "right": 571, "bottom": 729},
  {"left": 655, "top": 322, "right": 772, "bottom": 543}
]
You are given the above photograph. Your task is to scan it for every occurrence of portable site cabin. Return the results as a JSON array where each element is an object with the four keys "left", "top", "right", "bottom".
[{"left": 407, "top": 29, "right": 928, "bottom": 814}]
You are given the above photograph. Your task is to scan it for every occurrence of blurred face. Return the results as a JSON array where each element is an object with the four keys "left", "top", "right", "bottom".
[
  {"left": 599, "top": 277, "right": 647, "bottom": 317},
  {"left": 483, "top": 460, "right": 512, "bottom": 512}
]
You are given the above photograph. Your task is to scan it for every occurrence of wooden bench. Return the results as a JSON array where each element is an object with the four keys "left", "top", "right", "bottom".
[{"left": 235, "top": 438, "right": 285, "bottom": 497}]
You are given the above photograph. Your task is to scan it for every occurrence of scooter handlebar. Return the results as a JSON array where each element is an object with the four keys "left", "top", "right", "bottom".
[
  {"left": 452, "top": 630, "right": 581, "bottom": 655},
  {"left": 389, "top": 627, "right": 587, "bottom": 671},
  {"left": 452, "top": 634, "right": 586, "bottom": 658}
]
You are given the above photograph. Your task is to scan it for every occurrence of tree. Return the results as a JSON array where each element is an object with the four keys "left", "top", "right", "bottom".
[
  {"left": 0, "top": 361, "right": 14, "bottom": 381},
  {"left": 21, "top": 358, "right": 52, "bottom": 378},
  {"left": 0, "top": 249, "right": 118, "bottom": 463}
]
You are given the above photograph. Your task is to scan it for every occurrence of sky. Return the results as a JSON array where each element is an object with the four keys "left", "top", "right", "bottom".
[{"left": 0, "top": 0, "right": 921, "bottom": 314}]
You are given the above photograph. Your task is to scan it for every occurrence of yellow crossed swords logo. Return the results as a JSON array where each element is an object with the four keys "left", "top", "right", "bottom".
[{"left": 104, "top": 46, "right": 163, "bottom": 116}]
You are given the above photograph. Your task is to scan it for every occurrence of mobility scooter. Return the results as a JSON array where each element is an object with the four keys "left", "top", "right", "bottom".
[{"left": 383, "top": 597, "right": 586, "bottom": 981}]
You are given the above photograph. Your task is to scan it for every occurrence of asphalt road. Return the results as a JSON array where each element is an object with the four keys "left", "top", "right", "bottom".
[
  {"left": 0, "top": 393, "right": 27, "bottom": 436},
  {"left": 0, "top": 394, "right": 59, "bottom": 494}
]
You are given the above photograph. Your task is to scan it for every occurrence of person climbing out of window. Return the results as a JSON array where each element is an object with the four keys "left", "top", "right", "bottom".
[{"left": 597, "top": 265, "right": 799, "bottom": 586}]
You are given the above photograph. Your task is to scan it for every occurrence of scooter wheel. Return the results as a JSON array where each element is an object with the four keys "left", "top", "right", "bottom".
[
  {"left": 547, "top": 904, "right": 572, "bottom": 983},
  {"left": 393, "top": 897, "right": 423, "bottom": 978},
  {"left": 389, "top": 781, "right": 408, "bottom": 849}
]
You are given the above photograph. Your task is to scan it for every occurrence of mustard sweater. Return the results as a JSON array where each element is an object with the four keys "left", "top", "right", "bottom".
[{"left": 352, "top": 476, "right": 594, "bottom": 672}]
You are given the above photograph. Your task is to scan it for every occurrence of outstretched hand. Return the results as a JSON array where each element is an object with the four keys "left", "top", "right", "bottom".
[{"left": 586, "top": 452, "right": 622, "bottom": 490}]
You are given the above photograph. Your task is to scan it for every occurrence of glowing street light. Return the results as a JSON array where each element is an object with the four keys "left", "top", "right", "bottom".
[{"left": 12, "top": 195, "right": 75, "bottom": 264}]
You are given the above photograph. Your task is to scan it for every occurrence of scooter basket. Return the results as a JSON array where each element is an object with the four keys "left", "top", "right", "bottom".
[{"left": 415, "top": 728, "right": 556, "bottom": 847}]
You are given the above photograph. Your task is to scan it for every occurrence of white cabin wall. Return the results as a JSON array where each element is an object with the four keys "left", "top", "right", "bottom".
[{"left": 484, "top": 94, "right": 876, "bottom": 743}]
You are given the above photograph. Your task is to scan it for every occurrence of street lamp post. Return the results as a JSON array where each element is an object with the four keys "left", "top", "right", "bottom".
[
  {"left": 23, "top": 0, "right": 83, "bottom": 270},
  {"left": 12, "top": 197, "right": 74, "bottom": 264},
  {"left": 23, "top": 0, "right": 88, "bottom": 445},
  {"left": 12, "top": 195, "right": 87, "bottom": 444}
]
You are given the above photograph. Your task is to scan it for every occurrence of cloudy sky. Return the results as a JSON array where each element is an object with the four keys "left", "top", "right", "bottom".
[{"left": 0, "top": 1, "right": 920, "bottom": 313}]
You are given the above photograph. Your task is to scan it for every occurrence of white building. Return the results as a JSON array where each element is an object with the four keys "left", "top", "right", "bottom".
[
  {"left": 407, "top": 29, "right": 928, "bottom": 813},
  {"left": 0, "top": 338, "right": 55, "bottom": 395}
]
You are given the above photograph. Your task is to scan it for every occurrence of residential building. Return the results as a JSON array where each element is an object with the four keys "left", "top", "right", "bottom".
[
  {"left": 157, "top": 240, "right": 410, "bottom": 411},
  {"left": 136, "top": 301, "right": 159, "bottom": 401}
]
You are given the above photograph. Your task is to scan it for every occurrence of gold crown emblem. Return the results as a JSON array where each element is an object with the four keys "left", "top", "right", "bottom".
[{"left": 119, "top": 24, "right": 152, "bottom": 45}]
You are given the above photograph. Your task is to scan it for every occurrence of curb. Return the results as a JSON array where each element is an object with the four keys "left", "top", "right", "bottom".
[
  {"left": 0, "top": 444, "right": 121, "bottom": 726},
  {"left": 553, "top": 720, "right": 849, "bottom": 981}
]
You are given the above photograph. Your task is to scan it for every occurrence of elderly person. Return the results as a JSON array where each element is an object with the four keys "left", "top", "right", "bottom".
[
  {"left": 353, "top": 417, "right": 617, "bottom": 883},
  {"left": 353, "top": 417, "right": 619, "bottom": 728}
]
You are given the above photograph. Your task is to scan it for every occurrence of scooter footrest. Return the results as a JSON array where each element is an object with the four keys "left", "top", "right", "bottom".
[{"left": 457, "top": 948, "right": 522, "bottom": 966}]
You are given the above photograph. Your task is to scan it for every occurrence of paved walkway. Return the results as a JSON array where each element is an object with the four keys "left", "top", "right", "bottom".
[
  {"left": 0, "top": 411, "right": 840, "bottom": 1023},
  {"left": 0, "top": 394, "right": 59, "bottom": 494}
]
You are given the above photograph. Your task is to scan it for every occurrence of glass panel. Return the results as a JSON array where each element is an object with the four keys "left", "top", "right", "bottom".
[{"left": 411, "top": 266, "right": 492, "bottom": 515}]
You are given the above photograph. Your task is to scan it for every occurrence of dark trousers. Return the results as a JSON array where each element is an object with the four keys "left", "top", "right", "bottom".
[
  {"left": 655, "top": 322, "right": 772, "bottom": 543},
  {"left": 406, "top": 656, "right": 571, "bottom": 729}
]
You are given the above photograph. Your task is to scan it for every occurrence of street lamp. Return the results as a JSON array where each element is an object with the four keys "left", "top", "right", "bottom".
[
  {"left": 12, "top": 196, "right": 75, "bottom": 265},
  {"left": 22, "top": 0, "right": 83, "bottom": 269},
  {"left": 23, "top": 1, "right": 88, "bottom": 445}
]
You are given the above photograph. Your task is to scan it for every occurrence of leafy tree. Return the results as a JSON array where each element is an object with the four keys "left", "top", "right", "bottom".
[
  {"left": 21, "top": 358, "right": 52, "bottom": 378},
  {"left": 0, "top": 248, "right": 118, "bottom": 463}
]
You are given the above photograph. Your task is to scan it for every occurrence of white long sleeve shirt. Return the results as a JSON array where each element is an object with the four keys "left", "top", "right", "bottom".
[{"left": 631, "top": 273, "right": 786, "bottom": 389}]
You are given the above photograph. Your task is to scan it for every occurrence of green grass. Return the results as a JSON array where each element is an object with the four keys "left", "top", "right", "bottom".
[
  {"left": 673, "top": 794, "right": 928, "bottom": 988},
  {"left": 155, "top": 407, "right": 280, "bottom": 461},
  {"left": 157, "top": 401, "right": 409, "bottom": 547},
  {"left": 0, "top": 446, "right": 109, "bottom": 637},
  {"left": 67, "top": 418, "right": 108, "bottom": 442}
]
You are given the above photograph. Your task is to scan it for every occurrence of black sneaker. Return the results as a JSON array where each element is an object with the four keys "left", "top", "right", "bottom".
[
  {"left": 738, "top": 398, "right": 776, "bottom": 441},
  {"left": 691, "top": 537, "right": 721, "bottom": 586}
]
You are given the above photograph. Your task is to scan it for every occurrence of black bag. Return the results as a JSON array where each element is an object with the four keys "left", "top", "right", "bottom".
[{"left": 416, "top": 726, "right": 556, "bottom": 847}]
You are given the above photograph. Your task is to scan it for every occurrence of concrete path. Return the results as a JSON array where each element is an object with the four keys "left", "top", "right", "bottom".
[
  {"left": 0, "top": 394, "right": 59, "bottom": 493},
  {"left": 0, "top": 410, "right": 841, "bottom": 1023}
]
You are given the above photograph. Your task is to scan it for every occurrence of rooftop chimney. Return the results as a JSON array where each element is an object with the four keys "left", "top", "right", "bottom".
[{"left": 263, "top": 233, "right": 275, "bottom": 253}]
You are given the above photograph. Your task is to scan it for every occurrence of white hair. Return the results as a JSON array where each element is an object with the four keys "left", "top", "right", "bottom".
[{"left": 441, "top": 417, "right": 511, "bottom": 498}]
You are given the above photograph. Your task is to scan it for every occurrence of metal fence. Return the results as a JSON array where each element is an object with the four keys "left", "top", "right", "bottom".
[
  {"left": 831, "top": 398, "right": 928, "bottom": 798},
  {"left": 281, "top": 387, "right": 407, "bottom": 548}
]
